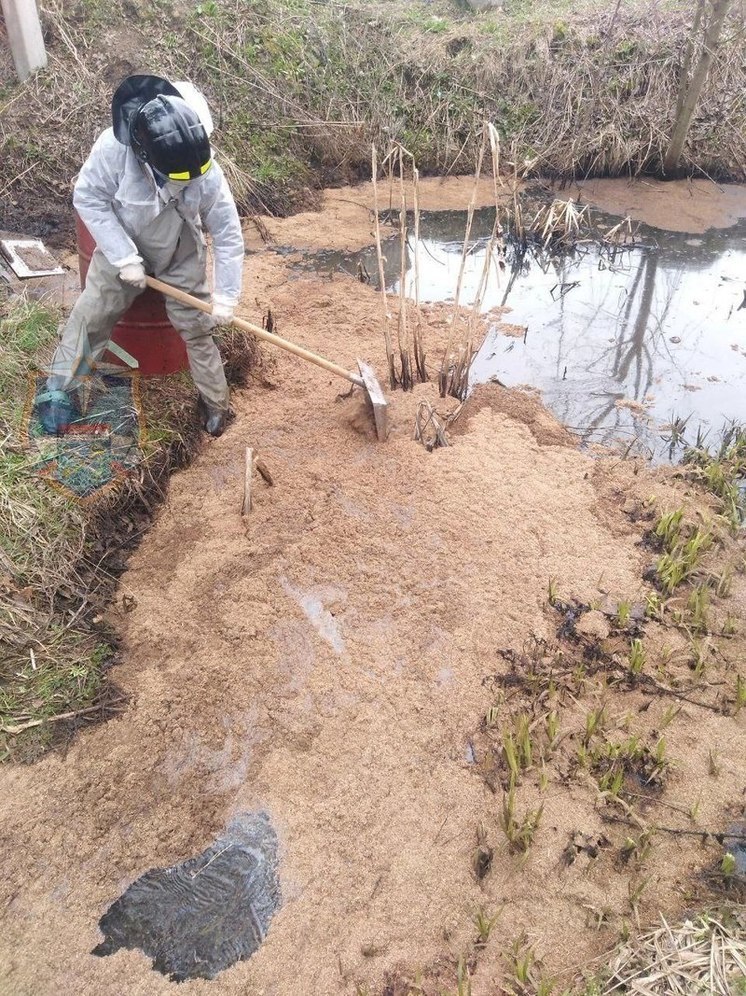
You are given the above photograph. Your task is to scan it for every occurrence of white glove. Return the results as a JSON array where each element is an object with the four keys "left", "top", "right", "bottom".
[
  {"left": 212, "top": 295, "right": 235, "bottom": 323},
  {"left": 119, "top": 262, "right": 147, "bottom": 289}
]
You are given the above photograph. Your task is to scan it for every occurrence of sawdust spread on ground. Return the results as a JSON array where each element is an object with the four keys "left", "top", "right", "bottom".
[
  {"left": 245, "top": 176, "right": 514, "bottom": 252},
  {"left": 1, "top": 178, "right": 745, "bottom": 996},
  {"left": 569, "top": 177, "right": 746, "bottom": 234}
]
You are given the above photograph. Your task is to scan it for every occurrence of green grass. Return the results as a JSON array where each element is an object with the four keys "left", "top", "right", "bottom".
[
  {"left": 589, "top": 734, "right": 669, "bottom": 800},
  {"left": 0, "top": 300, "right": 102, "bottom": 753},
  {"left": 655, "top": 525, "right": 714, "bottom": 595},
  {"left": 684, "top": 429, "right": 746, "bottom": 530},
  {"left": 0, "top": 298, "right": 108, "bottom": 760},
  {"left": 500, "top": 787, "right": 543, "bottom": 853},
  {"left": 628, "top": 638, "right": 645, "bottom": 675},
  {"left": 0, "top": 299, "right": 86, "bottom": 590},
  {"left": 502, "top": 711, "right": 535, "bottom": 785},
  {"left": 0, "top": 296, "right": 59, "bottom": 424}
]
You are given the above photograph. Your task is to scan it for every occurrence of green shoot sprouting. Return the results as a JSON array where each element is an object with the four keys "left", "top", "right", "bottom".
[{"left": 628, "top": 638, "right": 645, "bottom": 675}]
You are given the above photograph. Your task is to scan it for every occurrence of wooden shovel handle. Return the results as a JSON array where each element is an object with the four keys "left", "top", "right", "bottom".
[{"left": 145, "top": 275, "right": 363, "bottom": 387}]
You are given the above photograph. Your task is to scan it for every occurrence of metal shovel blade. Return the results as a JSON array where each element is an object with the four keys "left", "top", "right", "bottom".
[{"left": 357, "top": 360, "right": 388, "bottom": 442}]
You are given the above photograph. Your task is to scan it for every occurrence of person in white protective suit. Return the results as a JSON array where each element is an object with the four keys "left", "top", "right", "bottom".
[{"left": 35, "top": 74, "right": 244, "bottom": 437}]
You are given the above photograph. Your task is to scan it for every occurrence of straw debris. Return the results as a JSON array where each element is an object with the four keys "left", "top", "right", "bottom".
[{"left": 602, "top": 908, "right": 746, "bottom": 995}]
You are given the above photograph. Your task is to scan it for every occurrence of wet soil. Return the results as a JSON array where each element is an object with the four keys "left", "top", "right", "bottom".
[
  {"left": 93, "top": 812, "right": 280, "bottom": 982},
  {"left": 1, "top": 177, "right": 745, "bottom": 995},
  {"left": 246, "top": 176, "right": 513, "bottom": 253}
]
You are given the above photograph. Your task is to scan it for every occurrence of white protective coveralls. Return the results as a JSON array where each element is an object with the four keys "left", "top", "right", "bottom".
[{"left": 47, "top": 123, "right": 244, "bottom": 412}]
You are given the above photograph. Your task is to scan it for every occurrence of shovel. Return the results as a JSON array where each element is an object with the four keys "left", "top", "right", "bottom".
[{"left": 144, "top": 276, "right": 388, "bottom": 441}]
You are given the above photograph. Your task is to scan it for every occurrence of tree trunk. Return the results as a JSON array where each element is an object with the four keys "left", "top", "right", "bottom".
[{"left": 662, "top": 0, "right": 734, "bottom": 175}]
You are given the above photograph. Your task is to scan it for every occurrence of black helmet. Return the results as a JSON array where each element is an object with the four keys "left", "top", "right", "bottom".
[
  {"left": 130, "top": 95, "right": 212, "bottom": 181},
  {"left": 112, "top": 74, "right": 181, "bottom": 142}
]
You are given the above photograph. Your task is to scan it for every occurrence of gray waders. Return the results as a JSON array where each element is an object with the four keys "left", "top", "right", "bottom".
[{"left": 46, "top": 201, "right": 229, "bottom": 412}]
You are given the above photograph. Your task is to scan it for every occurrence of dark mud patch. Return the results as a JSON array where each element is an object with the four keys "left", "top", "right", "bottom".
[
  {"left": 0, "top": 203, "right": 76, "bottom": 251},
  {"left": 93, "top": 812, "right": 281, "bottom": 982}
]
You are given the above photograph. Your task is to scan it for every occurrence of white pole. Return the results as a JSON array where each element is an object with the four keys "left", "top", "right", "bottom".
[{"left": 1, "top": 0, "right": 47, "bottom": 81}]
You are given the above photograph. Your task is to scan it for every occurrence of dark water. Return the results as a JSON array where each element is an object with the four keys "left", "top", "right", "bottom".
[
  {"left": 93, "top": 812, "right": 280, "bottom": 982},
  {"left": 295, "top": 204, "right": 746, "bottom": 459}
]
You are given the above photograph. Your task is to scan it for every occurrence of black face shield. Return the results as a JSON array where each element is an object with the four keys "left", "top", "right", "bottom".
[{"left": 111, "top": 74, "right": 181, "bottom": 144}]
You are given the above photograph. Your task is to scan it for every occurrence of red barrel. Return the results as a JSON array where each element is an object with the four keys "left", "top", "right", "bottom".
[{"left": 75, "top": 214, "right": 189, "bottom": 375}]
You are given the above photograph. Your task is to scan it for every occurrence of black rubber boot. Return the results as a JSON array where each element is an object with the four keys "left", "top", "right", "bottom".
[
  {"left": 34, "top": 390, "right": 79, "bottom": 435},
  {"left": 199, "top": 398, "right": 232, "bottom": 438}
]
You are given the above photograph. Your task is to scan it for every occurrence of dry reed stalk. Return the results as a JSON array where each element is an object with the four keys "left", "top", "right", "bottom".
[
  {"left": 440, "top": 123, "right": 506, "bottom": 400},
  {"left": 242, "top": 447, "right": 253, "bottom": 516},
  {"left": 414, "top": 401, "right": 449, "bottom": 451},
  {"left": 528, "top": 198, "right": 592, "bottom": 250},
  {"left": 509, "top": 146, "right": 526, "bottom": 248},
  {"left": 412, "top": 165, "right": 427, "bottom": 382},
  {"left": 438, "top": 130, "right": 487, "bottom": 397},
  {"left": 603, "top": 216, "right": 638, "bottom": 246},
  {"left": 376, "top": 141, "right": 428, "bottom": 390},
  {"left": 395, "top": 145, "right": 413, "bottom": 391},
  {"left": 371, "top": 144, "right": 397, "bottom": 389},
  {"left": 602, "top": 909, "right": 746, "bottom": 995},
  {"left": 470, "top": 126, "right": 506, "bottom": 322}
]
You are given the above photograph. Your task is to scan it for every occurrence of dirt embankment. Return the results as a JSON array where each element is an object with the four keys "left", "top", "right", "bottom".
[{"left": 1, "top": 177, "right": 745, "bottom": 995}]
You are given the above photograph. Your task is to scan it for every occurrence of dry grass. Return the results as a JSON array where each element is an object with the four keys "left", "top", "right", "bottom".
[{"left": 601, "top": 907, "right": 746, "bottom": 995}]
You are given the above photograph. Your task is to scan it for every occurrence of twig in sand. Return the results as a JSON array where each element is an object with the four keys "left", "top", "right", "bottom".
[
  {"left": 242, "top": 446, "right": 253, "bottom": 516},
  {"left": 255, "top": 457, "right": 274, "bottom": 486},
  {"left": 0, "top": 700, "right": 126, "bottom": 735},
  {"left": 414, "top": 401, "right": 449, "bottom": 451},
  {"left": 602, "top": 813, "right": 746, "bottom": 845}
]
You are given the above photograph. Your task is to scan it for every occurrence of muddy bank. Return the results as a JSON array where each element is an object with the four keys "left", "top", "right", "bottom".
[
  {"left": 5, "top": 0, "right": 746, "bottom": 245},
  {"left": 1, "top": 214, "right": 745, "bottom": 994}
]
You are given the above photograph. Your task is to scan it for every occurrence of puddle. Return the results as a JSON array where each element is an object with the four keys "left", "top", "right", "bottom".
[
  {"left": 289, "top": 200, "right": 746, "bottom": 459},
  {"left": 93, "top": 812, "right": 280, "bottom": 982}
]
